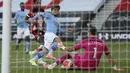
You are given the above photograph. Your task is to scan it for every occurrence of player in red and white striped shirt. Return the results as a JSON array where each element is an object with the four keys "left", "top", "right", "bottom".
[{"left": 24, "top": 0, "right": 45, "bottom": 64}]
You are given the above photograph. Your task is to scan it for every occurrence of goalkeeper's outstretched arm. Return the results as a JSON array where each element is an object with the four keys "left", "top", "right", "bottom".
[{"left": 106, "top": 54, "right": 124, "bottom": 71}]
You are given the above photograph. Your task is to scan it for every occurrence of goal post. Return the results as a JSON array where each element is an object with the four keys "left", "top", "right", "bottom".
[{"left": 1, "top": 0, "right": 11, "bottom": 73}]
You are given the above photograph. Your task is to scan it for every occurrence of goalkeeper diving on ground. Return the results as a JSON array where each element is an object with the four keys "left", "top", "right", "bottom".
[{"left": 47, "top": 25, "right": 124, "bottom": 71}]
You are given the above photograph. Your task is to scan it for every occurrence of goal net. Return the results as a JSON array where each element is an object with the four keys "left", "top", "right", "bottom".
[{"left": 1, "top": 0, "right": 130, "bottom": 73}]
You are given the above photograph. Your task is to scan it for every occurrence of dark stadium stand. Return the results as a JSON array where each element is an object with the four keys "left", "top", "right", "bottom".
[
  {"left": 102, "top": 0, "right": 130, "bottom": 30},
  {"left": 102, "top": 11, "right": 130, "bottom": 30},
  {"left": 59, "top": 12, "right": 96, "bottom": 41},
  {"left": 99, "top": 0, "right": 130, "bottom": 42}
]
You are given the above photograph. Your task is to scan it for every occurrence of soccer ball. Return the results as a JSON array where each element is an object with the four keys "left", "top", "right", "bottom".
[{"left": 61, "top": 59, "right": 73, "bottom": 69}]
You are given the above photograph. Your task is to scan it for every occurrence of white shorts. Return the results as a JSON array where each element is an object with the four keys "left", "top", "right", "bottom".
[
  {"left": 44, "top": 32, "right": 58, "bottom": 50},
  {"left": 16, "top": 27, "right": 30, "bottom": 39}
]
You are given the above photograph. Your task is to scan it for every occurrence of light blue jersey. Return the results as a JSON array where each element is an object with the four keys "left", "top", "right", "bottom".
[
  {"left": 14, "top": 9, "right": 30, "bottom": 28},
  {"left": 34, "top": 12, "right": 60, "bottom": 34}
]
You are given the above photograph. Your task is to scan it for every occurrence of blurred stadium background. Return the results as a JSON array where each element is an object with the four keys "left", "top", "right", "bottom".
[{"left": 0, "top": 0, "right": 130, "bottom": 73}]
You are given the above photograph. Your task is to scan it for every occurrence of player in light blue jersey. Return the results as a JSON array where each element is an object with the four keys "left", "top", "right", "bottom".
[
  {"left": 29, "top": 5, "right": 67, "bottom": 67},
  {"left": 14, "top": 2, "right": 30, "bottom": 54},
  {"left": 33, "top": 6, "right": 60, "bottom": 34}
]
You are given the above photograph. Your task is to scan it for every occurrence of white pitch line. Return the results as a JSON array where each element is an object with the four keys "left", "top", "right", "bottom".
[{"left": 0, "top": 61, "right": 29, "bottom": 64}]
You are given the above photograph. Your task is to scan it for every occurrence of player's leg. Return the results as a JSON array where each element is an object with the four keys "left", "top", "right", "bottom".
[
  {"left": 29, "top": 45, "right": 45, "bottom": 64},
  {"left": 29, "top": 38, "right": 58, "bottom": 66},
  {"left": 29, "top": 45, "right": 48, "bottom": 65},
  {"left": 29, "top": 48, "right": 47, "bottom": 67},
  {"left": 29, "top": 36, "right": 48, "bottom": 66},
  {"left": 47, "top": 54, "right": 72, "bottom": 69},
  {"left": 32, "top": 29, "right": 39, "bottom": 41},
  {"left": 15, "top": 38, "right": 22, "bottom": 50},
  {"left": 72, "top": 54, "right": 83, "bottom": 69},
  {"left": 47, "top": 42, "right": 58, "bottom": 54},
  {"left": 37, "top": 47, "right": 48, "bottom": 65},
  {"left": 43, "top": 32, "right": 57, "bottom": 59},
  {"left": 15, "top": 27, "right": 23, "bottom": 50},
  {"left": 29, "top": 45, "right": 43, "bottom": 57},
  {"left": 46, "top": 42, "right": 58, "bottom": 59},
  {"left": 45, "top": 36, "right": 65, "bottom": 58},
  {"left": 38, "top": 29, "right": 45, "bottom": 43},
  {"left": 46, "top": 37, "right": 66, "bottom": 59},
  {"left": 43, "top": 40, "right": 57, "bottom": 59},
  {"left": 48, "top": 52, "right": 80, "bottom": 69},
  {"left": 29, "top": 30, "right": 44, "bottom": 56},
  {"left": 29, "top": 34, "right": 45, "bottom": 65},
  {"left": 25, "top": 36, "right": 30, "bottom": 54},
  {"left": 24, "top": 28, "right": 31, "bottom": 54},
  {"left": 29, "top": 51, "right": 44, "bottom": 66},
  {"left": 53, "top": 37, "right": 66, "bottom": 50}
]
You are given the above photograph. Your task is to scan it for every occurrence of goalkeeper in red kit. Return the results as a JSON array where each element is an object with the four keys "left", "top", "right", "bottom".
[{"left": 47, "top": 25, "right": 124, "bottom": 71}]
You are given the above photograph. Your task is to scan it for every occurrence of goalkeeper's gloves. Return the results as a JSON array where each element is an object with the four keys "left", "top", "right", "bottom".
[{"left": 112, "top": 65, "right": 124, "bottom": 71}]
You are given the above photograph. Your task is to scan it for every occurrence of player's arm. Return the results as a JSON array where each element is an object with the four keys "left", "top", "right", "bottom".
[
  {"left": 106, "top": 53, "right": 124, "bottom": 71},
  {"left": 14, "top": 12, "right": 24, "bottom": 25},
  {"left": 58, "top": 28, "right": 73, "bottom": 34},
  {"left": 24, "top": 12, "right": 34, "bottom": 24},
  {"left": 104, "top": 44, "right": 124, "bottom": 71},
  {"left": 65, "top": 40, "right": 84, "bottom": 52},
  {"left": 106, "top": 54, "right": 116, "bottom": 69},
  {"left": 14, "top": 12, "right": 18, "bottom": 24},
  {"left": 24, "top": 15, "right": 31, "bottom": 24},
  {"left": 33, "top": 12, "right": 46, "bottom": 19},
  {"left": 57, "top": 22, "right": 72, "bottom": 33}
]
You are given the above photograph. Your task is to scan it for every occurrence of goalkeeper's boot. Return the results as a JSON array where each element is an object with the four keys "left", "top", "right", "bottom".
[
  {"left": 48, "top": 63, "right": 57, "bottom": 69},
  {"left": 29, "top": 59, "right": 38, "bottom": 67}
]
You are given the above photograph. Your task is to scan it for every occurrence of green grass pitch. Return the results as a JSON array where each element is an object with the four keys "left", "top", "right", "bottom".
[{"left": 0, "top": 41, "right": 130, "bottom": 73}]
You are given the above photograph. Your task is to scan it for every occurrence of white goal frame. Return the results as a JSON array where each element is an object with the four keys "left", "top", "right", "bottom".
[{"left": 1, "top": 0, "right": 11, "bottom": 73}]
